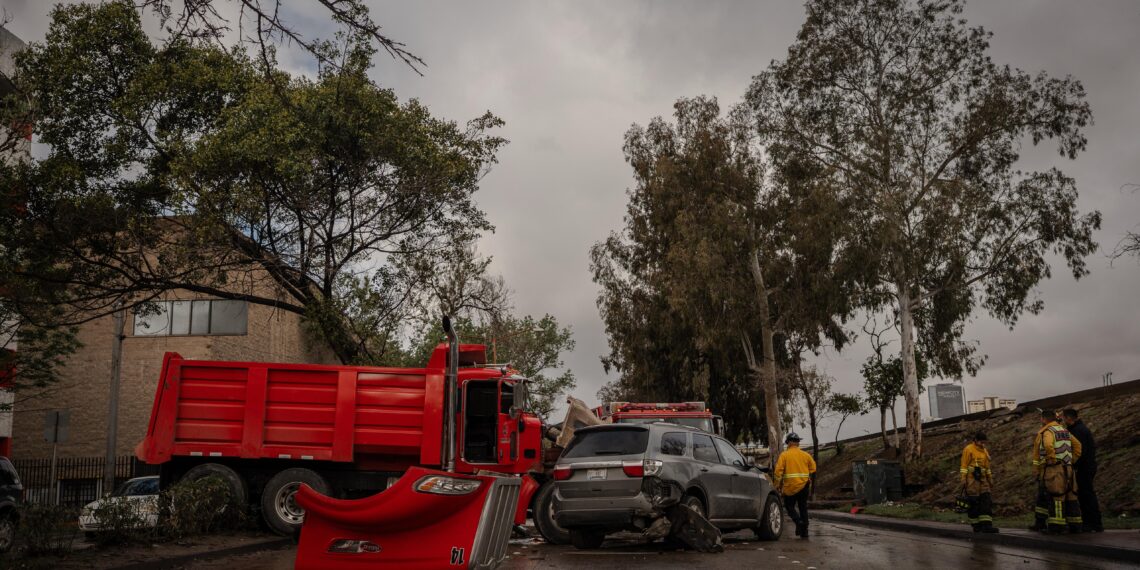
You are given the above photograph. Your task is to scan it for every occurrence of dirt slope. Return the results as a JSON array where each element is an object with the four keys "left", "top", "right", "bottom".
[{"left": 813, "top": 388, "right": 1140, "bottom": 515}]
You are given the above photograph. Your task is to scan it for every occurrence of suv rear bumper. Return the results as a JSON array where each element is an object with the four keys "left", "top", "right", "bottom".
[
  {"left": 553, "top": 494, "right": 656, "bottom": 528},
  {"left": 553, "top": 478, "right": 682, "bottom": 529}
]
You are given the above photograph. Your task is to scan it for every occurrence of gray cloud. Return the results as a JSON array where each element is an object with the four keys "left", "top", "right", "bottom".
[{"left": 5, "top": 1, "right": 1139, "bottom": 442}]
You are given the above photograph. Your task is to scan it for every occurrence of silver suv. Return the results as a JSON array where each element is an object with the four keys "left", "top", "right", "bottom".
[{"left": 552, "top": 423, "right": 783, "bottom": 549}]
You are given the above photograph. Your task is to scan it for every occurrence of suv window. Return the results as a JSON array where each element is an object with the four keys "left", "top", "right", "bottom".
[
  {"left": 692, "top": 434, "right": 720, "bottom": 463},
  {"left": 660, "top": 432, "right": 687, "bottom": 456},
  {"left": 714, "top": 438, "right": 747, "bottom": 469},
  {"left": 563, "top": 428, "right": 650, "bottom": 458}
]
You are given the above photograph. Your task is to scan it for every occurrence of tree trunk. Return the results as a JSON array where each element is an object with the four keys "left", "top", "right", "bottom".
[
  {"left": 897, "top": 288, "right": 922, "bottom": 460},
  {"left": 749, "top": 249, "right": 782, "bottom": 459},
  {"left": 807, "top": 395, "right": 819, "bottom": 461},
  {"left": 880, "top": 406, "right": 889, "bottom": 448},
  {"left": 889, "top": 402, "right": 900, "bottom": 449}
]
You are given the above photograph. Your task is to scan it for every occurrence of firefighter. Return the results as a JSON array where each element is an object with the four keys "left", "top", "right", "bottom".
[
  {"left": 1062, "top": 408, "right": 1103, "bottom": 532},
  {"left": 959, "top": 432, "right": 999, "bottom": 533},
  {"left": 1030, "top": 409, "right": 1083, "bottom": 534},
  {"left": 773, "top": 432, "right": 816, "bottom": 538}
]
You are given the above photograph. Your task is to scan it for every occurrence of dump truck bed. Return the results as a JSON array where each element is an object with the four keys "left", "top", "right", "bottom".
[{"left": 136, "top": 352, "right": 450, "bottom": 465}]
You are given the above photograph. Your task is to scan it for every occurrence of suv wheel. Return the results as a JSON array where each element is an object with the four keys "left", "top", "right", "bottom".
[
  {"left": 533, "top": 480, "right": 570, "bottom": 545},
  {"left": 0, "top": 511, "right": 16, "bottom": 553},
  {"left": 569, "top": 528, "right": 605, "bottom": 550},
  {"left": 754, "top": 494, "right": 783, "bottom": 541},
  {"left": 681, "top": 494, "right": 706, "bottom": 517}
]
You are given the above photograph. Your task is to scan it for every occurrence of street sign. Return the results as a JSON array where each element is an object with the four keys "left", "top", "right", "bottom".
[{"left": 43, "top": 410, "right": 69, "bottom": 444}]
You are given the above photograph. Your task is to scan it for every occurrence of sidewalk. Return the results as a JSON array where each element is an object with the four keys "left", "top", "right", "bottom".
[{"left": 812, "top": 510, "right": 1140, "bottom": 564}]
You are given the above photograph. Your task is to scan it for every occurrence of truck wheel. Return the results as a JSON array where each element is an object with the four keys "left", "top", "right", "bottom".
[
  {"left": 569, "top": 528, "right": 605, "bottom": 550},
  {"left": 261, "top": 468, "right": 330, "bottom": 536},
  {"left": 533, "top": 480, "right": 570, "bottom": 545},
  {"left": 181, "top": 463, "right": 248, "bottom": 507},
  {"left": 753, "top": 494, "right": 783, "bottom": 541}
]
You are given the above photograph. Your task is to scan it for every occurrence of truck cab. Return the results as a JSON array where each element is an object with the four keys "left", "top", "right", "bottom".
[{"left": 459, "top": 373, "right": 542, "bottom": 473}]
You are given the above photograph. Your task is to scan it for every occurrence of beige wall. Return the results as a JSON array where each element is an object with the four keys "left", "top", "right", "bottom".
[{"left": 11, "top": 293, "right": 338, "bottom": 460}]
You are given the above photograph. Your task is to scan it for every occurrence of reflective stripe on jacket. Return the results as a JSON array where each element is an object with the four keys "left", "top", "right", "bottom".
[
  {"left": 774, "top": 445, "right": 816, "bottom": 496},
  {"left": 1032, "top": 421, "right": 1082, "bottom": 477},
  {"left": 959, "top": 442, "right": 992, "bottom": 486}
]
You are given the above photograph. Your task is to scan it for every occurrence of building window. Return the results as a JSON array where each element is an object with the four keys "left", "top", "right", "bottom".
[{"left": 133, "top": 300, "right": 247, "bottom": 336}]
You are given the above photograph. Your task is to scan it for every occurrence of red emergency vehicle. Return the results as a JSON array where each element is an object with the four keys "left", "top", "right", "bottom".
[
  {"left": 595, "top": 401, "right": 725, "bottom": 435},
  {"left": 135, "top": 342, "right": 543, "bottom": 535}
]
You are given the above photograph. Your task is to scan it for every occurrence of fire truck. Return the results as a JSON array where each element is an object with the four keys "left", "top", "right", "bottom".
[
  {"left": 595, "top": 401, "right": 725, "bottom": 435},
  {"left": 135, "top": 331, "right": 543, "bottom": 537}
]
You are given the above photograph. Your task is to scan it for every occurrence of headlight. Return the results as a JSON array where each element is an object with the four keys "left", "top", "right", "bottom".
[{"left": 414, "top": 475, "right": 481, "bottom": 495}]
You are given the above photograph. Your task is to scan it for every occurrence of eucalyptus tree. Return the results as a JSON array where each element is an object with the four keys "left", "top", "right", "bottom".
[
  {"left": 746, "top": 0, "right": 1100, "bottom": 458},
  {"left": 592, "top": 96, "right": 858, "bottom": 449}
]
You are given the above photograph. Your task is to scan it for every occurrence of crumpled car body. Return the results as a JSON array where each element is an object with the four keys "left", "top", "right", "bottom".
[{"left": 552, "top": 423, "right": 783, "bottom": 549}]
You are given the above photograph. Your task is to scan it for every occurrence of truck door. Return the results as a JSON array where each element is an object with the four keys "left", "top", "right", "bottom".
[{"left": 498, "top": 380, "right": 517, "bottom": 464}]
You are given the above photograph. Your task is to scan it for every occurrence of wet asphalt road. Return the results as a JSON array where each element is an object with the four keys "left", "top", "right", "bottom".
[{"left": 188, "top": 521, "right": 1133, "bottom": 569}]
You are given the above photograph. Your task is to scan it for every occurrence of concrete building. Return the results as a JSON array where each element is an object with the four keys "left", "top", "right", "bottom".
[
  {"left": 928, "top": 383, "right": 965, "bottom": 419},
  {"left": 967, "top": 397, "right": 1017, "bottom": 414}
]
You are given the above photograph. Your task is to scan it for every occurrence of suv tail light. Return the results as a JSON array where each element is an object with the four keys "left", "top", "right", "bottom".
[
  {"left": 553, "top": 465, "right": 572, "bottom": 481},
  {"left": 622, "top": 459, "right": 662, "bottom": 478}
]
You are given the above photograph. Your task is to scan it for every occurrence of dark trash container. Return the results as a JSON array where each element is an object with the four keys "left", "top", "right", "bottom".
[{"left": 852, "top": 460, "right": 903, "bottom": 505}]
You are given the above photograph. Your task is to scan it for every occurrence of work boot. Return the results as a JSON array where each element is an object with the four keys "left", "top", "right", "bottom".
[
  {"left": 793, "top": 524, "right": 802, "bottom": 537},
  {"left": 981, "top": 523, "right": 999, "bottom": 534},
  {"left": 972, "top": 524, "right": 983, "bottom": 533},
  {"left": 800, "top": 526, "right": 809, "bottom": 539}
]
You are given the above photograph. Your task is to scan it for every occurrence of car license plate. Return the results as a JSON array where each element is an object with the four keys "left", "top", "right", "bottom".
[{"left": 587, "top": 468, "right": 607, "bottom": 480}]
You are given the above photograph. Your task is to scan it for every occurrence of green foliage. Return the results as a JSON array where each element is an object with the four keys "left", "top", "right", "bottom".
[
  {"left": 14, "top": 504, "right": 78, "bottom": 555},
  {"left": 747, "top": 0, "right": 1099, "bottom": 457},
  {"left": 85, "top": 498, "right": 153, "bottom": 546},
  {"left": 157, "top": 476, "right": 245, "bottom": 538},
  {"left": 0, "top": 2, "right": 506, "bottom": 375}
]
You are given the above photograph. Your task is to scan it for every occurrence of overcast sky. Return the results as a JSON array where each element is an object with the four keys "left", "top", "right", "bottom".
[{"left": 4, "top": 1, "right": 1139, "bottom": 443}]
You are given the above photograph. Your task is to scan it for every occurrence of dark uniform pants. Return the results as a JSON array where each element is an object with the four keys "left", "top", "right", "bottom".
[
  {"left": 1075, "top": 464, "right": 1101, "bottom": 530},
  {"left": 1035, "top": 463, "right": 1082, "bottom": 532},
  {"left": 784, "top": 487, "right": 809, "bottom": 534},
  {"left": 967, "top": 492, "right": 993, "bottom": 530}
]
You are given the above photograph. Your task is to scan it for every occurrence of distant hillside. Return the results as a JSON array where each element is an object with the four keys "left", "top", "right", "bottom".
[{"left": 813, "top": 380, "right": 1140, "bottom": 515}]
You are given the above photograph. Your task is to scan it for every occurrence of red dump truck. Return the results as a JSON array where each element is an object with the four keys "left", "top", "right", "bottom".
[{"left": 135, "top": 342, "right": 543, "bottom": 535}]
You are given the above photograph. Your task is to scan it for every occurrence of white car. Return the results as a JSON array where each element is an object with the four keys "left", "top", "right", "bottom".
[{"left": 79, "top": 476, "right": 160, "bottom": 536}]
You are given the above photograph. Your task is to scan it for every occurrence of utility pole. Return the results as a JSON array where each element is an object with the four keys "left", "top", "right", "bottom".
[{"left": 103, "top": 302, "right": 126, "bottom": 495}]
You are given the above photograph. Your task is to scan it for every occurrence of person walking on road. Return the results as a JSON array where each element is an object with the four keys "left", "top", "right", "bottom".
[
  {"left": 960, "top": 432, "right": 999, "bottom": 533},
  {"left": 1062, "top": 408, "right": 1103, "bottom": 532},
  {"left": 773, "top": 432, "right": 816, "bottom": 538},
  {"left": 1031, "top": 409, "right": 1083, "bottom": 534}
]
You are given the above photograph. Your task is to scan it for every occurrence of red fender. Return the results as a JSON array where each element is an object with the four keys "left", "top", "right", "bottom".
[
  {"left": 514, "top": 474, "right": 540, "bottom": 525},
  {"left": 295, "top": 467, "right": 520, "bottom": 569}
]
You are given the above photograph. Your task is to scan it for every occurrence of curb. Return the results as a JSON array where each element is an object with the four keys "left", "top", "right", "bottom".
[
  {"left": 109, "top": 537, "right": 293, "bottom": 570},
  {"left": 812, "top": 511, "right": 1140, "bottom": 564}
]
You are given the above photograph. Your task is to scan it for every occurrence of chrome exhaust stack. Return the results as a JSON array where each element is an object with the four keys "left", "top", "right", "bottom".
[{"left": 442, "top": 315, "right": 459, "bottom": 473}]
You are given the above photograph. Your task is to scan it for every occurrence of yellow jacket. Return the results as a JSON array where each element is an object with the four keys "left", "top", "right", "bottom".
[
  {"left": 959, "top": 442, "right": 992, "bottom": 485},
  {"left": 1032, "top": 421, "right": 1082, "bottom": 477},
  {"left": 774, "top": 445, "right": 816, "bottom": 496}
]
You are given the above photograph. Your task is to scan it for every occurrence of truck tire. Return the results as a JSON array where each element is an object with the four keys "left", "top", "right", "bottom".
[
  {"left": 181, "top": 463, "right": 248, "bottom": 507},
  {"left": 532, "top": 480, "right": 570, "bottom": 545},
  {"left": 569, "top": 528, "right": 605, "bottom": 550},
  {"left": 261, "top": 468, "right": 330, "bottom": 536},
  {"left": 753, "top": 494, "right": 783, "bottom": 541}
]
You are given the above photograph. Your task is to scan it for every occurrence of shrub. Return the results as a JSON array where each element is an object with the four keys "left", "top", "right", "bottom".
[
  {"left": 84, "top": 497, "right": 156, "bottom": 545},
  {"left": 157, "top": 476, "right": 245, "bottom": 538},
  {"left": 16, "top": 504, "right": 78, "bottom": 555}
]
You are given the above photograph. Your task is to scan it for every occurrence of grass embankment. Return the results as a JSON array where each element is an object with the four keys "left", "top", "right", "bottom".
[
  {"left": 811, "top": 389, "right": 1140, "bottom": 524},
  {"left": 832, "top": 502, "right": 1140, "bottom": 530}
]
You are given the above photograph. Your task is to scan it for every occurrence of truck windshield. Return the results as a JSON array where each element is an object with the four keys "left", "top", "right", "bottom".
[
  {"left": 616, "top": 417, "right": 713, "bottom": 433},
  {"left": 563, "top": 428, "right": 649, "bottom": 458}
]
